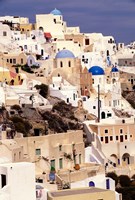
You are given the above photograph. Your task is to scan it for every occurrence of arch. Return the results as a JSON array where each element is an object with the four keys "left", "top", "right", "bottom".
[
  {"left": 101, "top": 112, "right": 105, "bottom": 119},
  {"left": 122, "top": 153, "right": 130, "bottom": 165},
  {"left": 89, "top": 181, "right": 95, "bottom": 187},
  {"left": 39, "top": 26, "right": 44, "bottom": 32},
  {"left": 110, "top": 154, "right": 118, "bottom": 165}
]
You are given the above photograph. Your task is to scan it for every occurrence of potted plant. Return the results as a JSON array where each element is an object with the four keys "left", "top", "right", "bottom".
[{"left": 74, "top": 164, "right": 80, "bottom": 170}]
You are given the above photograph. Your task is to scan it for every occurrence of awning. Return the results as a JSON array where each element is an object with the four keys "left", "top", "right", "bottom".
[{"left": 44, "top": 32, "right": 52, "bottom": 39}]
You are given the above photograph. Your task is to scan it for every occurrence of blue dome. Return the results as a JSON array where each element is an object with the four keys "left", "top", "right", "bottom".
[
  {"left": 111, "top": 67, "right": 119, "bottom": 72},
  {"left": 55, "top": 49, "right": 75, "bottom": 59},
  {"left": 88, "top": 66, "right": 105, "bottom": 75},
  {"left": 50, "top": 8, "right": 62, "bottom": 15}
]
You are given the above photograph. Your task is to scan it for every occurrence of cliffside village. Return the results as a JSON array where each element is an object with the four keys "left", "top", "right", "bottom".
[{"left": 0, "top": 8, "right": 135, "bottom": 200}]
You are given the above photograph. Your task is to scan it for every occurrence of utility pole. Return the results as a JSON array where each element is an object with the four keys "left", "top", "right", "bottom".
[{"left": 97, "top": 84, "right": 100, "bottom": 123}]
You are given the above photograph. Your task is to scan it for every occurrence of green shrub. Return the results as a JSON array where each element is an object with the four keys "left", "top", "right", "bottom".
[
  {"left": 11, "top": 104, "right": 21, "bottom": 111},
  {"left": 119, "top": 175, "right": 130, "bottom": 187},
  {"left": 35, "top": 84, "right": 48, "bottom": 98}
]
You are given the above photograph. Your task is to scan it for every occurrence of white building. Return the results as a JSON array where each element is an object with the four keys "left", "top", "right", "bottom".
[
  {"left": 88, "top": 65, "right": 105, "bottom": 92},
  {"left": 0, "top": 23, "right": 12, "bottom": 45},
  {"left": 50, "top": 76, "right": 79, "bottom": 106},
  {"left": 71, "top": 174, "right": 121, "bottom": 200},
  {"left": 0, "top": 162, "right": 36, "bottom": 200},
  {"left": 0, "top": 16, "right": 29, "bottom": 24},
  {"left": 80, "top": 52, "right": 104, "bottom": 70},
  {"left": 36, "top": 9, "right": 65, "bottom": 40}
]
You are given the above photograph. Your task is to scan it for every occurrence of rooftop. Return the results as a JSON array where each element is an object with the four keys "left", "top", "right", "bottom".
[{"left": 49, "top": 187, "right": 107, "bottom": 197}]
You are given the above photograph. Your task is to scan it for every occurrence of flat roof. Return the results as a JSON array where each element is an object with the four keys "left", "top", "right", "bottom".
[{"left": 49, "top": 187, "right": 107, "bottom": 197}]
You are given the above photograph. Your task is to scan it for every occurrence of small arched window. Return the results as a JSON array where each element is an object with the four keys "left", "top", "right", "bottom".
[
  {"left": 60, "top": 61, "right": 63, "bottom": 67},
  {"left": 68, "top": 61, "right": 71, "bottom": 67}
]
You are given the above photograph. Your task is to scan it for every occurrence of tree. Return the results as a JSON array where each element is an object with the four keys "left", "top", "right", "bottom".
[
  {"left": 119, "top": 175, "right": 131, "bottom": 187},
  {"left": 35, "top": 84, "right": 49, "bottom": 98}
]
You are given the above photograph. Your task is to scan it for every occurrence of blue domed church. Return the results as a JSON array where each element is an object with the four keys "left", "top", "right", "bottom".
[
  {"left": 55, "top": 49, "right": 76, "bottom": 68},
  {"left": 88, "top": 66, "right": 105, "bottom": 91}
]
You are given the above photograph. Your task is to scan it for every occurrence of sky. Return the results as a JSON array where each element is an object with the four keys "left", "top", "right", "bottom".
[{"left": 0, "top": 0, "right": 135, "bottom": 44}]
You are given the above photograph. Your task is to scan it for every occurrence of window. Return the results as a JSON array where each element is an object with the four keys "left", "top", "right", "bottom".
[
  {"left": 59, "top": 158, "right": 63, "bottom": 169},
  {"left": 7, "top": 59, "right": 9, "bottom": 62},
  {"left": 85, "top": 39, "right": 89, "bottom": 45},
  {"left": 3, "top": 31, "right": 7, "bottom": 36},
  {"left": 79, "top": 154, "right": 81, "bottom": 164},
  {"left": 85, "top": 59, "right": 88, "bottom": 64},
  {"left": 30, "top": 59, "right": 32, "bottom": 65},
  {"left": 120, "top": 129, "right": 123, "bottom": 134},
  {"left": 50, "top": 159, "right": 55, "bottom": 168},
  {"left": 13, "top": 59, "right": 16, "bottom": 64},
  {"left": 14, "top": 153, "right": 16, "bottom": 161},
  {"left": 122, "top": 119, "right": 125, "bottom": 123},
  {"left": 101, "top": 137, "right": 103, "bottom": 142},
  {"left": 93, "top": 106, "right": 96, "bottom": 109},
  {"left": 130, "top": 135, "right": 132, "bottom": 138},
  {"left": 35, "top": 148, "right": 41, "bottom": 155},
  {"left": 59, "top": 145, "right": 62, "bottom": 151},
  {"left": 105, "top": 136, "right": 108, "bottom": 143},
  {"left": 10, "top": 59, "right": 12, "bottom": 64},
  {"left": 60, "top": 61, "right": 63, "bottom": 67},
  {"left": 89, "top": 181, "right": 95, "bottom": 187},
  {"left": 125, "top": 135, "right": 127, "bottom": 140},
  {"left": 68, "top": 61, "right": 71, "bottom": 67},
  {"left": 105, "top": 129, "right": 108, "bottom": 133},
  {"left": 82, "top": 97, "right": 86, "bottom": 101},
  {"left": 54, "top": 19, "right": 56, "bottom": 23},
  {"left": 92, "top": 79, "right": 94, "bottom": 84},
  {"left": 35, "top": 45, "right": 38, "bottom": 50},
  {"left": 24, "top": 45, "right": 27, "bottom": 49},
  {"left": 1, "top": 174, "right": 6, "bottom": 188},
  {"left": 107, "top": 113, "right": 112, "bottom": 118},
  {"left": 116, "top": 136, "right": 119, "bottom": 140},
  {"left": 21, "top": 58, "right": 23, "bottom": 64},
  {"left": 106, "top": 179, "right": 110, "bottom": 189},
  {"left": 110, "top": 136, "right": 113, "bottom": 141}
]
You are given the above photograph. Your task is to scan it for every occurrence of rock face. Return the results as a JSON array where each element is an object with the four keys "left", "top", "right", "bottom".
[
  {"left": 4, "top": 99, "right": 87, "bottom": 135},
  {"left": 122, "top": 91, "right": 135, "bottom": 109},
  {"left": 39, "top": 101, "right": 83, "bottom": 133}
]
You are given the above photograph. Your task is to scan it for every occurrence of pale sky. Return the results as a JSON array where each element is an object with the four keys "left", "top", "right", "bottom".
[{"left": 1, "top": 0, "right": 135, "bottom": 43}]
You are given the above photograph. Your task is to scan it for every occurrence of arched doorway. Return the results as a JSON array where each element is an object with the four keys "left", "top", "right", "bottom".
[
  {"left": 122, "top": 153, "right": 130, "bottom": 165},
  {"left": 101, "top": 112, "right": 105, "bottom": 119},
  {"left": 89, "top": 181, "right": 95, "bottom": 187}
]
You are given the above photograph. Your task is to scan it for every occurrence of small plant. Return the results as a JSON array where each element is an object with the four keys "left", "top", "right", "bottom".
[
  {"left": 50, "top": 166, "right": 56, "bottom": 173},
  {"left": 63, "top": 152, "right": 72, "bottom": 161}
]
